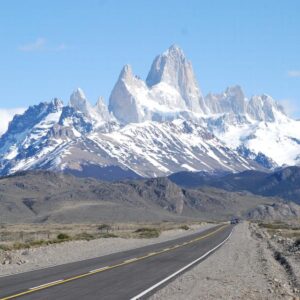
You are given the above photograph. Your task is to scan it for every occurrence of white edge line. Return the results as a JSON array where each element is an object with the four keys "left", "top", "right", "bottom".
[
  {"left": 29, "top": 279, "right": 63, "bottom": 290},
  {"left": 130, "top": 228, "right": 233, "bottom": 300}
]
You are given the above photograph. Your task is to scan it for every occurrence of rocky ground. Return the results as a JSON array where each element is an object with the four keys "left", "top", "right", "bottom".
[
  {"left": 150, "top": 222, "right": 300, "bottom": 300},
  {"left": 0, "top": 224, "right": 212, "bottom": 277},
  {"left": 265, "top": 225, "right": 300, "bottom": 293}
]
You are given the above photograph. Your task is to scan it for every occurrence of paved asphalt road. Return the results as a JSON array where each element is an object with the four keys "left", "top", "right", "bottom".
[{"left": 0, "top": 224, "right": 233, "bottom": 300}]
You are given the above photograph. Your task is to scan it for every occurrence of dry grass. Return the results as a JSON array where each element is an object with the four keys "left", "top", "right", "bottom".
[
  {"left": 258, "top": 221, "right": 300, "bottom": 240},
  {"left": 0, "top": 221, "right": 206, "bottom": 251}
]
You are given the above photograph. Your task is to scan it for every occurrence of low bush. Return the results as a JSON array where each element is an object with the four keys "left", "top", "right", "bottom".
[
  {"left": 98, "top": 224, "right": 111, "bottom": 232},
  {"left": 134, "top": 228, "right": 160, "bottom": 238},
  {"left": 57, "top": 233, "right": 70, "bottom": 240},
  {"left": 180, "top": 225, "right": 190, "bottom": 231}
]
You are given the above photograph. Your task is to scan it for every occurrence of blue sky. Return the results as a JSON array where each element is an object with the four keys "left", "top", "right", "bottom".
[{"left": 0, "top": 0, "right": 300, "bottom": 117}]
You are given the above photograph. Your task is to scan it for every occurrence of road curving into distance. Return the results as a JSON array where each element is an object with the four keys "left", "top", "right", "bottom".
[{"left": 0, "top": 224, "right": 234, "bottom": 300}]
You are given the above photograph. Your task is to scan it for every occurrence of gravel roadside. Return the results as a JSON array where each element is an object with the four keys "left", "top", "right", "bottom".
[{"left": 150, "top": 222, "right": 299, "bottom": 300}]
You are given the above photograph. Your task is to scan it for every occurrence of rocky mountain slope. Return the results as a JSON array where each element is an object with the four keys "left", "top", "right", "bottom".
[
  {"left": 0, "top": 171, "right": 287, "bottom": 223},
  {"left": 169, "top": 166, "right": 300, "bottom": 204},
  {"left": 246, "top": 202, "right": 300, "bottom": 220},
  {"left": 1, "top": 45, "right": 300, "bottom": 178}
]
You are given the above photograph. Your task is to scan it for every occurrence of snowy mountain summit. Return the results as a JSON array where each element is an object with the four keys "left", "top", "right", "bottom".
[
  {"left": 1, "top": 45, "right": 300, "bottom": 179},
  {"left": 70, "top": 88, "right": 114, "bottom": 126},
  {"left": 146, "top": 45, "right": 207, "bottom": 114},
  {"left": 109, "top": 45, "right": 287, "bottom": 125},
  {"left": 109, "top": 45, "right": 207, "bottom": 124}
]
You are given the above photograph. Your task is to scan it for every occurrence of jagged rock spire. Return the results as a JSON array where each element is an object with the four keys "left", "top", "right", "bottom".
[{"left": 146, "top": 45, "right": 208, "bottom": 113}]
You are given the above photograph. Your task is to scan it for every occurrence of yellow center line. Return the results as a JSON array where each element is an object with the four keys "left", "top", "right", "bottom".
[
  {"left": 123, "top": 258, "right": 138, "bottom": 263},
  {"left": 0, "top": 224, "right": 228, "bottom": 300},
  {"left": 89, "top": 266, "right": 109, "bottom": 273},
  {"left": 29, "top": 280, "right": 63, "bottom": 290}
]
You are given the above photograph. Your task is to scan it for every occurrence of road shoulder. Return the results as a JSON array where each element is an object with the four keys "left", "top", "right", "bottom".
[{"left": 150, "top": 222, "right": 298, "bottom": 300}]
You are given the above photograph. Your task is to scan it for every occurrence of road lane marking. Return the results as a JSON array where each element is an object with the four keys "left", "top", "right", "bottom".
[
  {"left": 124, "top": 258, "right": 138, "bottom": 263},
  {"left": 130, "top": 228, "right": 233, "bottom": 300},
  {"left": 0, "top": 225, "right": 229, "bottom": 300},
  {"left": 89, "top": 266, "right": 109, "bottom": 273},
  {"left": 29, "top": 280, "right": 63, "bottom": 290}
]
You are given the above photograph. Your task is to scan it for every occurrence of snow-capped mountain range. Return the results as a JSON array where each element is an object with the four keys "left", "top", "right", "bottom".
[{"left": 1, "top": 45, "right": 300, "bottom": 178}]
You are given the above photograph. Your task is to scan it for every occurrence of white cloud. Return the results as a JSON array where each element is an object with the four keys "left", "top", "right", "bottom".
[
  {"left": 19, "top": 38, "right": 67, "bottom": 52},
  {"left": 19, "top": 38, "right": 46, "bottom": 52},
  {"left": 279, "top": 99, "right": 300, "bottom": 118},
  {"left": 0, "top": 108, "right": 26, "bottom": 136},
  {"left": 287, "top": 70, "right": 300, "bottom": 78}
]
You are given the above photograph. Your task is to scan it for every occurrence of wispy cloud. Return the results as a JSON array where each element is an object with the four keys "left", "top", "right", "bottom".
[
  {"left": 19, "top": 38, "right": 67, "bottom": 52},
  {"left": 0, "top": 108, "right": 26, "bottom": 136},
  {"left": 279, "top": 99, "right": 300, "bottom": 118},
  {"left": 287, "top": 70, "right": 300, "bottom": 78},
  {"left": 19, "top": 38, "right": 46, "bottom": 52}
]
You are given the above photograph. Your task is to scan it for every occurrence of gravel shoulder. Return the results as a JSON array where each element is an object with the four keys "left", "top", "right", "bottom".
[
  {"left": 0, "top": 224, "right": 213, "bottom": 277},
  {"left": 150, "top": 222, "right": 300, "bottom": 300}
]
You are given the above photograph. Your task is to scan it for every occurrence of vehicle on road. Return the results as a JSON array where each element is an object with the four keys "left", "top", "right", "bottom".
[{"left": 230, "top": 217, "right": 240, "bottom": 224}]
